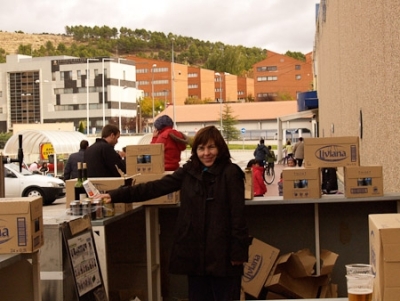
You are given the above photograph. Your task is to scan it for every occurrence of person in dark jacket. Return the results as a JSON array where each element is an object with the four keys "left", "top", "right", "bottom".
[
  {"left": 63, "top": 140, "right": 89, "bottom": 180},
  {"left": 253, "top": 138, "right": 270, "bottom": 166},
  {"left": 152, "top": 115, "right": 189, "bottom": 171},
  {"left": 84, "top": 124, "right": 126, "bottom": 178},
  {"left": 100, "top": 125, "right": 250, "bottom": 301}
]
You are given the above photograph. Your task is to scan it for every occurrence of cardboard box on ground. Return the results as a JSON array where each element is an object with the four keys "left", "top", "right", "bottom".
[
  {"left": 0, "top": 197, "right": 43, "bottom": 254},
  {"left": 369, "top": 214, "right": 400, "bottom": 301},
  {"left": 241, "top": 237, "right": 339, "bottom": 300}
]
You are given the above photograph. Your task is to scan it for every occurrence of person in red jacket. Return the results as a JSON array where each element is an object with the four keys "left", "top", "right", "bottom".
[
  {"left": 247, "top": 159, "right": 267, "bottom": 197},
  {"left": 152, "top": 115, "right": 189, "bottom": 171}
]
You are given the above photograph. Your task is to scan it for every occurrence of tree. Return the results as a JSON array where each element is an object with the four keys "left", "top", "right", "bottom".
[
  {"left": 220, "top": 104, "right": 240, "bottom": 143},
  {"left": 78, "top": 121, "right": 85, "bottom": 134},
  {"left": 0, "top": 132, "right": 12, "bottom": 149}
]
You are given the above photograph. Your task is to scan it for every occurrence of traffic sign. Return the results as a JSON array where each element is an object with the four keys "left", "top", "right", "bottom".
[{"left": 241, "top": 128, "right": 246, "bottom": 134}]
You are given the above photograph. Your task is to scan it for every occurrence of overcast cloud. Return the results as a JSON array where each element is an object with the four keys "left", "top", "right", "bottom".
[{"left": 1, "top": 0, "right": 318, "bottom": 54}]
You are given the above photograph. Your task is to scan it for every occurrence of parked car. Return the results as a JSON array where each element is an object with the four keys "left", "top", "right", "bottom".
[{"left": 4, "top": 163, "right": 66, "bottom": 205}]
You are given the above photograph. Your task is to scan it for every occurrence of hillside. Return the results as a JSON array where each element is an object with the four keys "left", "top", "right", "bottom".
[{"left": 0, "top": 31, "right": 74, "bottom": 55}]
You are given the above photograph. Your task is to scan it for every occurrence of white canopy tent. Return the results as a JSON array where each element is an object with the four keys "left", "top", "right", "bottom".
[{"left": 3, "top": 130, "right": 87, "bottom": 176}]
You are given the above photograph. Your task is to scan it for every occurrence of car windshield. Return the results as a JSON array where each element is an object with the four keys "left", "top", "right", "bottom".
[{"left": 8, "top": 163, "right": 34, "bottom": 176}]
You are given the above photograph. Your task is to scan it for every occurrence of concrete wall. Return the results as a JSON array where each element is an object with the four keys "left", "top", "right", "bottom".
[{"left": 314, "top": 0, "right": 400, "bottom": 192}]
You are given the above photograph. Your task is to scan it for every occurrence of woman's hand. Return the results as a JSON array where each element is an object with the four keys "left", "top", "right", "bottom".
[
  {"left": 152, "top": 129, "right": 159, "bottom": 137},
  {"left": 98, "top": 194, "right": 112, "bottom": 203}
]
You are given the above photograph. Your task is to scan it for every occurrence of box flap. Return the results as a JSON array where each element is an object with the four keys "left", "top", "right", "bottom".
[
  {"left": 126, "top": 144, "right": 163, "bottom": 156},
  {"left": 345, "top": 166, "right": 382, "bottom": 178},
  {"left": 0, "top": 197, "right": 41, "bottom": 215},
  {"left": 304, "top": 136, "right": 359, "bottom": 146},
  {"left": 320, "top": 249, "right": 339, "bottom": 275},
  {"left": 287, "top": 249, "right": 316, "bottom": 278}
]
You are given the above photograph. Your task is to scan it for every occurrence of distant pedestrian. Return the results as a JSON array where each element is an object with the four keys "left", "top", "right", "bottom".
[
  {"left": 293, "top": 137, "right": 304, "bottom": 167},
  {"left": 247, "top": 159, "right": 267, "bottom": 197},
  {"left": 253, "top": 139, "right": 270, "bottom": 166},
  {"left": 63, "top": 140, "right": 89, "bottom": 180}
]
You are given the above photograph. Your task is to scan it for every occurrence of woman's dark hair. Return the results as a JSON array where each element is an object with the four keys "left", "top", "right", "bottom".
[{"left": 190, "top": 126, "right": 231, "bottom": 168}]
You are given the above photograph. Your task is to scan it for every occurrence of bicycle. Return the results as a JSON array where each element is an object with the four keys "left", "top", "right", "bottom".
[{"left": 263, "top": 161, "right": 275, "bottom": 185}]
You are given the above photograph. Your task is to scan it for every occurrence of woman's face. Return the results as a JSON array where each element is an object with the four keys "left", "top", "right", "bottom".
[{"left": 196, "top": 140, "right": 218, "bottom": 167}]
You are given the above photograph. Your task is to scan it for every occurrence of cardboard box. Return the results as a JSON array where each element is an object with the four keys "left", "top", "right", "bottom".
[
  {"left": 0, "top": 197, "right": 43, "bottom": 253},
  {"left": 66, "top": 177, "right": 125, "bottom": 207},
  {"left": 369, "top": 214, "right": 400, "bottom": 301},
  {"left": 344, "top": 166, "right": 383, "bottom": 198},
  {"left": 244, "top": 168, "right": 254, "bottom": 200},
  {"left": 241, "top": 238, "right": 280, "bottom": 298},
  {"left": 134, "top": 173, "right": 179, "bottom": 206},
  {"left": 126, "top": 144, "right": 165, "bottom": 175},
  {"left": 304, "top": 136, "right": 360, "bottom": 168},
  {"left": 282, "top": 168, "right": 321, "bottom": 199},
  {"left": 264, "top": 252, "right": 329, "bottom": 299}
]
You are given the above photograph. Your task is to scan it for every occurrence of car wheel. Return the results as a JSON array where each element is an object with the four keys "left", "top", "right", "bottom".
[{"left": 24, "top": 187, "right": 52, "bottom": 205}]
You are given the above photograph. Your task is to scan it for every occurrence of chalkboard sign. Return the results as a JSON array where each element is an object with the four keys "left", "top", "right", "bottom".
[{"left": 61, "top": 215, "right": 108, "bottom": 301}]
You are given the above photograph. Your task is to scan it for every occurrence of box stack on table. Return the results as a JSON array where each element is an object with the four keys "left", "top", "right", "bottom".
[
  {"left": 282, "top": 137, "right": 383, "bottom": 199},
  {"left": 65, "top": 143, "right": 180, "bottom": 214},
  {"left": 124, "top": 143, "right": 180, "bottom": 208}
]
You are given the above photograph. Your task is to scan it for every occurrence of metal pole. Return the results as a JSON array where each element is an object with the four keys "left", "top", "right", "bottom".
[
  {"left": 118, "top": 58, "right": 126, "bottom": 131},
  {"left": 171, "top": 38, "right": 177, "bottom": 128},
  {"left": 86, "top": 58, "right": 98, "bottom": 135},
  {"left": 152, "top": 64, "right": 157, "bottom": 128},
  {"left": 220, "top": 77, "right": 223, "bottom": 133},
  {"left": 102, "top": 58, "right": 112, "bottom": 127}
]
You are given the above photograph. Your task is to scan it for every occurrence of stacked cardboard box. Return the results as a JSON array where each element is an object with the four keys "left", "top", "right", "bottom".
[
  {"left": 282, "top": 136, "right": 383, "bottom": 199},
  {"left": 369, "top": 214, "right": 400, "bottom": 301},
  {"left": 0, "top": 197, "right": 44, "bottom": 253}
]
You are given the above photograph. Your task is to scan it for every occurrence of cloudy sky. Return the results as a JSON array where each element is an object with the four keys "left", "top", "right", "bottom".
[{"left": 2, "top": 0, "right": 319, "bottom": 54}]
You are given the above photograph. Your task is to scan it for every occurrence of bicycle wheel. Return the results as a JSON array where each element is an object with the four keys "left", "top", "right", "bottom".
[{"left": 263, "top": 166, "right": 275, "bottom": 185}]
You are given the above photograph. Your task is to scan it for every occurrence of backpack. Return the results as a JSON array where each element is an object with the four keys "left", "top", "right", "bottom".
[{"left": 321, "top": 168, "right": 338, "bottom": 194}]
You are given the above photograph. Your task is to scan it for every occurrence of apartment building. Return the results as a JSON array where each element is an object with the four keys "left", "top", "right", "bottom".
[
  {"left": 0, "top": 55, "right": 137, "bottom": 133},
  {"left": 253, "top": 50, "right": 313, "bottom": 101},
  {"left": 126, "top": 56, "right": 254, "bottom": 106}
]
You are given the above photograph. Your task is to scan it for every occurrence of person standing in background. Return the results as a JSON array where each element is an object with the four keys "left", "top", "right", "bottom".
[
  {"left": 152, "top": 115, "right": 189, "bottom": 171},
  {"left": 84, "top": 124, "right": 126, "bottom": 177},
  {"left": 99, "top": 126, "right": 250, "bottom": 301},
  {"left": 293, "top": 137, "right": 305, "bottom": 167},
  {"left": 253, "top": 138, "right": 270, "bottom": 166},
  {"left": 63, "top": 140, "right": 89, "bottom": 180},
  {"left": 247, "top": 159, "right": 267, "bottom": 197}
]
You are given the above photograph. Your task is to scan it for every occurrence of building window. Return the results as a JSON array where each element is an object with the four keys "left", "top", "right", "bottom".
[
  {"left": 295, "top": 65, "right": 301, "bottom": 70},
  {"left": 257, "top": 66, "right": 277, "bottom": 72},
  {"left": 60, "top": 72, "right": 64, "bottom": 80},
  {"left": 94, "top": 69, "right": 99, "bottom": 77},
  {"left": 257, "top": 76, "right": 278, "bottom": 82},
  {"left": 77, "top": 70, "right": 81, "bottom": 79},
  {"left": 188, "top": 84, "right": 198, "bottom": 89},
  {"left": 188, "top": 73, "right": 198, "bottom": 78},
  {"left": 295, "top": 74, "right": 301, "bottom": 80}
]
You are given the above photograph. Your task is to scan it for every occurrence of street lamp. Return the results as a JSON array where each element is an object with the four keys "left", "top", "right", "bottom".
[
  {"left": 151, "top": 63, "right": 157, "bottom": 127},
  {"left": 86, "top": 58, "right": 99, "bottom": 135},
  {"left": 215, "top": 72, "right": 223, "bottom": 133},
  {"left": 102, "top": 58, "right": 113, "bottom": 126},
  {"left": 117, "top": 58, "right": 127, "bottom": 130},
  {"left": 171, "top": 38, "right": 177, "bottom": 128},
  {"left": 163, "top": 89, "right": 169, "bottom": 109}
]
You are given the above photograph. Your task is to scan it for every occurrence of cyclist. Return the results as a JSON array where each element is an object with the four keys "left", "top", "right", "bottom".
[
  {"left": 253, "top": 138, "right": 270, "bottom": 167},
  {"left": 266, "top": 145, "right": 276, "bottom": 176}
]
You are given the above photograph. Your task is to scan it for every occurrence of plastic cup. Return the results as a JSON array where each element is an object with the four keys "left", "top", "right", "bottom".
[
  {"left": 345, "top": 263, "right": 373, "bottom": 275},
  {"left": 346, "top": 274, "right": 373, "bottom": 301}
]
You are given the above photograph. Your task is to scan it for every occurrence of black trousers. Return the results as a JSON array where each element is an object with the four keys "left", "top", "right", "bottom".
[{"left": 188, "top": 274, "right": 242, "bottom": 301}]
